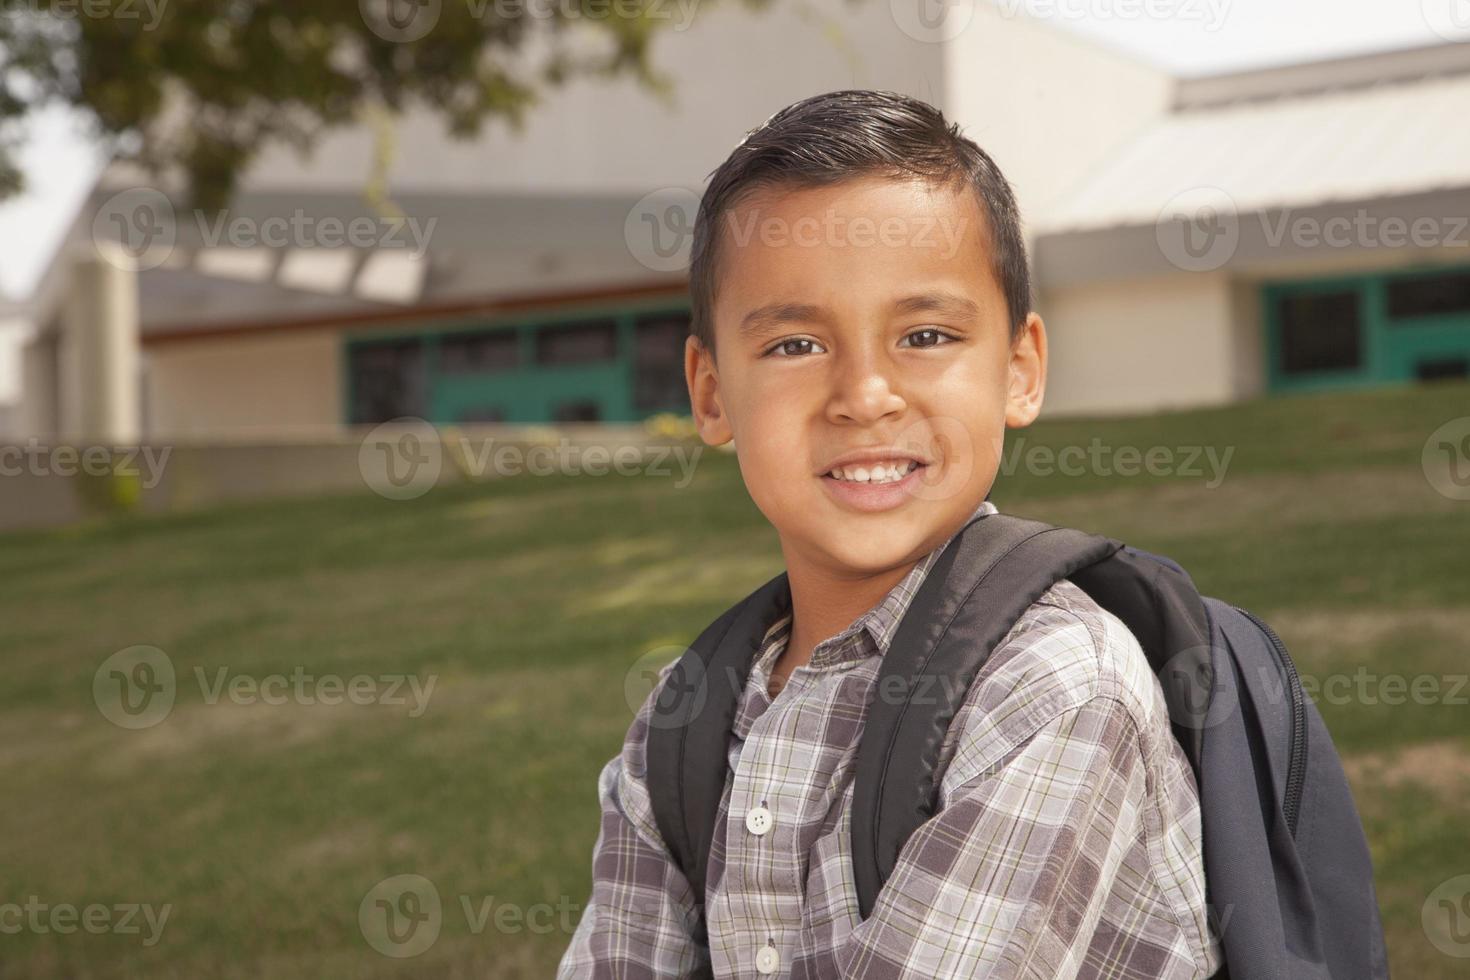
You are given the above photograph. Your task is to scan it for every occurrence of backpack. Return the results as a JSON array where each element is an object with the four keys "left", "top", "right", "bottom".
[{"left": 645, "top": 512, "right": 1390, "bottom": 979}]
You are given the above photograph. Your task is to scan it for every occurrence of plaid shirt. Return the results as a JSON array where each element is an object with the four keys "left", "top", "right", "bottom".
[{"left": 558, "top": 501, "right": 1223, "bottom": 978}]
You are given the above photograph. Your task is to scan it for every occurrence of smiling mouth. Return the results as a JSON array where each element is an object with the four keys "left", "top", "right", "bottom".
[{"left": 822, "top": 459, "right": 927, "bottom": 485}]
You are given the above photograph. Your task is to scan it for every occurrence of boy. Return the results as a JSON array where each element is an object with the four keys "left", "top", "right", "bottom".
[{"left": 557, "top": 90, "right": 1223, "bottom": 978}]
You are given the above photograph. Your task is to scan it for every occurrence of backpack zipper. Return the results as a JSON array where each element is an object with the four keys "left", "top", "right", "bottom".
[{"left": 1234, "top": 605, "right": 1308, "bottom": 837}]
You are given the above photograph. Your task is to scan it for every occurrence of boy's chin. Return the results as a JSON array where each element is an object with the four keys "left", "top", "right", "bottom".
[{"left": 803, "top": 509, "right": 940, "bottom": 574}]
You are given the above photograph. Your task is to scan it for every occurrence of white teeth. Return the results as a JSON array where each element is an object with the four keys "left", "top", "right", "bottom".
[{"left": 830, "top": 460, "right": 919, "bottom": 484}]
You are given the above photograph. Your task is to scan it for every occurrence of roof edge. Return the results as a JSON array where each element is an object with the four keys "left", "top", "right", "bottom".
[
  {"left": 142, "top": 277, "right": 689, "bottom": 346},
  {"left": 1173, "top": 40, "right": 1470, "bottom": 110}
]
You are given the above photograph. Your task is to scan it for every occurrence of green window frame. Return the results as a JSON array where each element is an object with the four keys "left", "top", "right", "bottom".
[
  {"left": 1263, "top": 262, "right": 1470, "bottom": 394},
  {"left": 342, "top": 298, "right": 692, "bottom": 425}
]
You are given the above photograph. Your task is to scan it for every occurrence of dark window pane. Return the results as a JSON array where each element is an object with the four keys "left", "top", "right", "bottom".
[
  {"left": 553, "top": 400, "right": 601, "bottom": 422},
  {"left": 1416, "top": 358, "right": 1469, "bottom": 382},
  {"left": 535, "top": 318, "right": 618, "bottom": 365},
  {"left": 349, "top": 339, "right": 426, "bottom": 424},
  {"left": 1278, "top": 291, "right": 1361, "bottom": 376},
  {"left": 633, "top": 311, "right": 692, "bottom": 411},
  {"left": 441, "top": 329, "right": 518, "bottom": 373},
  {"left": 1387, "top": 270, "right": 1470, "bottom": 319}
]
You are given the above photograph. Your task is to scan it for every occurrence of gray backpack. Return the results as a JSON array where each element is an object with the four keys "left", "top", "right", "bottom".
[{"left": 646, "top": 513, "right": 1390, "bottom": 979}]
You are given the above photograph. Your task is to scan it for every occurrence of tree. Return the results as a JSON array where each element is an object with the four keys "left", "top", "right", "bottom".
[{"left": 0, "top": 0, "right": 772, "bottom": 210}]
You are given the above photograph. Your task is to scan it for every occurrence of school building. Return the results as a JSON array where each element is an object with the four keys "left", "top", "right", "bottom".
[{"left": 8, "top": 4, "right": 1470, "bottom": 444}]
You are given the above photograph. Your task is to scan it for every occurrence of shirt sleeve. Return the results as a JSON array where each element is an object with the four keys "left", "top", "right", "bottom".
[
  {"left": 556, "top": 664, "right": 710, "bottom": 979},
  {"left": 834, "top": 694, "right": 1159, "bottom": 979}
]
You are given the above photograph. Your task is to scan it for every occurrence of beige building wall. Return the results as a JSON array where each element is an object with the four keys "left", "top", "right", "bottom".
[
  {"left": 144, "top": 328, "right": 342, "bottom": 440},
  {"left": 1228, "top": 278, "right": 1267, "bottom": 403},
  {"left": 61, "top": 247, "right": 140, "bottom": 443},
  {"left": 19, "top": 326, "right": 60, "bottom": 439},
  {"left": 1039, "top": 273, "right": 1250, "bottom": 417},
  {"left": 944, "top": 5, "right": 1174, "bottom": 227},
  {"left": 0, "top": 317, "right": 32, "bottom": 438}
]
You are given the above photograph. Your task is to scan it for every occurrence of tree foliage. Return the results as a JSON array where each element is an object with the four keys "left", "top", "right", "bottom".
[{"left": 0, "top": 0, "right": 766, "bottom": 209}]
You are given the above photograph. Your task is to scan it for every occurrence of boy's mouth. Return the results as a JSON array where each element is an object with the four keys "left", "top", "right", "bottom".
[
  {"left": 816, "top": 452, "right": 933, "bottom": 512},
  {"left": 823, "top": 459, "right": 924, "bottom": 484},
  {"left": 817, "top": 447, "right": 932, "bottom": 481}
]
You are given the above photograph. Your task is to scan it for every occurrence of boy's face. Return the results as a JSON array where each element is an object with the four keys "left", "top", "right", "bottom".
[{"left": 686, "top": 175, "right": 1046, "bottom": 577}]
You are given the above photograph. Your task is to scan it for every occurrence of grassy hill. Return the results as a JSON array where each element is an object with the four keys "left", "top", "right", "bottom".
[{"left": 2, "top": 380, "right": 1467, "bottom": 977}]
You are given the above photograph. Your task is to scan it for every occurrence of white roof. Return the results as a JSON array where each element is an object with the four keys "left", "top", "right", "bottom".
[{"left": 1038, "top": 49, "right": 1470, "bottom": 234}]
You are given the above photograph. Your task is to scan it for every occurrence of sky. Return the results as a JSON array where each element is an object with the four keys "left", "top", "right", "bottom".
[
  {"left": 1030, "top": 0, "right": 1460, "bottom": 75},
  {"left": 0, "top": 0, "right": 1461, "bottom": 304}
]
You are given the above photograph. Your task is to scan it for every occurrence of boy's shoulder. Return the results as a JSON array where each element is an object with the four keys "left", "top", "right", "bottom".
[
  {"left": 937, "top": 577, "right": 1175, "bottom": 797},
  {"left": 1019, "top": 576, "right": 1161, "bottom": 711}
]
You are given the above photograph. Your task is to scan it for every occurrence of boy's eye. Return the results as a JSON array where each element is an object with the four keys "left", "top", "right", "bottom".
[
  {"left": 902, "top": 327, "right": 956, "bottom": 349},
  {"left": 762, "top": 329, "right": 955, "bottom": 357},
  {"left": 765, "top": 337, "right": 826, "bottom": 357}
]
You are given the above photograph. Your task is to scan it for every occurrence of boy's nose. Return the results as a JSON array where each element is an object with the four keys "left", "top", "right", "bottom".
[{"left": 825, "top": 353, "right": 906, "bottom": 426}]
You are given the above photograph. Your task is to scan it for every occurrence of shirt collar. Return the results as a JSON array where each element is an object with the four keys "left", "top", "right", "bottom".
[{"left": 754, "top": 498, "right": 999, "bottom": 673}]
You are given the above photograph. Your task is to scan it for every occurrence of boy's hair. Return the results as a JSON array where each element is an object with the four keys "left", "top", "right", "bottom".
[{"left": 688, "top": 89, "right": 1032, "bottom": 360}]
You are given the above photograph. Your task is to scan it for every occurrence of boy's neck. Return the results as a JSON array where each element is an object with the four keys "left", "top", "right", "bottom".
[{"left": 779, "top": 549, "right": 921, "bottom": 673}]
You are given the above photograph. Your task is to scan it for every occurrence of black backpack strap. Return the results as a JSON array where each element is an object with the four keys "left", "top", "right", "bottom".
[
  {"left": 851, "top": 514, "right": 1123, "bottom": 919},
  {"left": 1068, "top": 547, "right": 1212, "bottom": 774},
  {"left": 645, "top": 568, "right": 791, "bottom": 950}
]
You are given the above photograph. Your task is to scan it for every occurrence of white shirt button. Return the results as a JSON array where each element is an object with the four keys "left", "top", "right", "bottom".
[
  {"left": 755, "top": 943, "right": 780, "bottom": 974},
  {"left": 745, "top": 805, "right": 773, "bottom": 836}
]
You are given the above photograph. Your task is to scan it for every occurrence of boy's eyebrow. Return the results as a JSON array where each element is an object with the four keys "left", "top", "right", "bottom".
[
  {"left": 740, "top": 302, "right": 831, "bottom": 337},
  {"left": 891, "top": 291, "right": 981, "bottom": 321},
  {"left": 740, "top": 292, "right": 980, "bottom": 337}
]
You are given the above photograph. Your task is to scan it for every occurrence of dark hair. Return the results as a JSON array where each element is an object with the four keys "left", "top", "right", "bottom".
[{"left": 688, "top": 89, "right": 1032, "bottom": 359}]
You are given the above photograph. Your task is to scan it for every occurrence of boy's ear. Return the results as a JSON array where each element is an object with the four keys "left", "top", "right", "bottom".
[
  {"left": 686, "top": 335, "right": 734, "bottom": 446},
  {"left": 1004, "top": 312, "right": 1047, "bottom": 429}
]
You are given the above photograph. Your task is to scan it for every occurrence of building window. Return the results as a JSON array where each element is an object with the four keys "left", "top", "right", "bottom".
[
  {"left": 349, "top": 339, "right": 427, "bottom": 424},
  {"left": 554, "top": 400, "right": 601, "bottom": 422},
  {"left": 1278, "top": 291, "right": 1362, "bottom": 376},
  {"left": 440, "top": 329, "right": 519, "bottom": 373},
  {"left": 1386, "top": 269, "right": 1470, "bottom": 320},
  {"left": 1416, "top": 358, "right": 1469, "bottom": 382},
  {"left": 633, "top": 311, "right": 692, "bottom": 411},
  {"left": 535, "top": 318, "right": 618, "bottom": 365}
]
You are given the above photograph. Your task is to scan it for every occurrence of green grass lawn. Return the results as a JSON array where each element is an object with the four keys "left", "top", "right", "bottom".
[{"left": 2, "top": 381, "right": 1467, "bottom": 978}]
